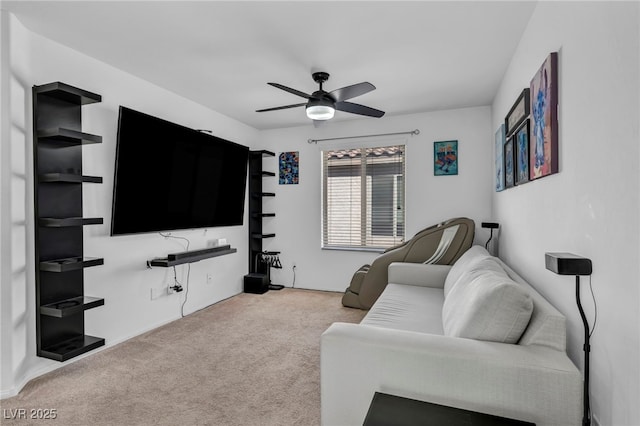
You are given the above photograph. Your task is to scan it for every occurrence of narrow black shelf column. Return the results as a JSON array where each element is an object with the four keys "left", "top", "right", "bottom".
[
  {"left": 246, "top": 150, "right": 278, "bottom": 294},
  {"left": 33, "top": 82, "right": 104, "bottom": 362}
]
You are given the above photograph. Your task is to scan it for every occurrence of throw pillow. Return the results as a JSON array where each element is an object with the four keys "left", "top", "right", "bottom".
[
  {"left": 444, "top": 248, "right": 499, "bottom": 297},
  {"left": 442, "top": 271, "right": 533, "bottom": 344}
]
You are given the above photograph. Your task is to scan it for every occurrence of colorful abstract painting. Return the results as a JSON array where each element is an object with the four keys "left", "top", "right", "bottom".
[
  {"left": 504, "top": 137, "right": 515, "bottom": 188},
  {"left": 279, "top": 151, "right": 299, "bottom": 184},
  {"left": 529, "top": 52, "right": 558, "bottom": 180},
  {"left": 434, "top": 140, "right": 458, "bottom": 176},
  {"left": 495, "top": 124, "right": 505, "bottom": 191},
  {"left": 515, "top": 120, "right": 530, "bottom": 185}
]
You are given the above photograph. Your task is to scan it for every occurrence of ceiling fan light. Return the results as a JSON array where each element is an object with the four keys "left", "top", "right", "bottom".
[{"left": 306, "top": 104, "right": 335, "bottom": 120}]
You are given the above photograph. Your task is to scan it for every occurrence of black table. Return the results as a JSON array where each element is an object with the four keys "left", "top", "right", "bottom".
[{"left": 363, "top": 392, "right": 535, "bottom": 426}]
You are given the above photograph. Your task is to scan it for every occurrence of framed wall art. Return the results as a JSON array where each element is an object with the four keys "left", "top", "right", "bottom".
[
  {"left": 515, "top": 120, "right": 530, "bottom": 185},
  {"left": 279, "top": 151, "right": 299, "bottom": 184},
  {"left": 495, "top": 124, "right": 505, "bottom": 192},
  {"left": 504, "top": 137, "right": 515, "bottom": 189},
  {"left": 505, "top": 88, "right": 530, "bottom": 137},
  {"left": 434, "top": 140, "right": 458, "bottom": 176},
  {"left": 530, "top": 51, "right": 559, "bottom": 180}
]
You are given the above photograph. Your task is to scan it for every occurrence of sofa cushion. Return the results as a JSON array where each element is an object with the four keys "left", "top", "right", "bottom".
[
  {"left": 362, "top": 283, "right": 445, "bottom": 335},
  {"left": 442, "top": 270, "right": 534, "bottom": 343},
  {"left": 443, "top": 245, "right": 491, "bottom": 297}
]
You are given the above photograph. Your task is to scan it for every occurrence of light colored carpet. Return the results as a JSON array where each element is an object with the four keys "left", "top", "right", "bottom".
[{"left": 1, "top": 289, "right": 366, "bottom": 426}]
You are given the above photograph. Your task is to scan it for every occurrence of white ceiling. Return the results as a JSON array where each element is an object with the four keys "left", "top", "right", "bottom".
[{"left": 2, "top": 1, "right": 537, "bottom": 130}]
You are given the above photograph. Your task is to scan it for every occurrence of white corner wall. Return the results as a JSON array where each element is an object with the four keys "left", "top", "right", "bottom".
[
  {"left": 257, "top": 107, "right": 493, "bottom": 292},
  {"left": 0, "top": 12, "right": 259, "bottom": 398},
  {"left": 491, "top": 2, "right": 640, "bottom": 425}
]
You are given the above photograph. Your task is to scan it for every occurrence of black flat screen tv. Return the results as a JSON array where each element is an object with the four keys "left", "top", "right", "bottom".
[{"left": 111, "top": 106, "right": 249, "bottom": 236}]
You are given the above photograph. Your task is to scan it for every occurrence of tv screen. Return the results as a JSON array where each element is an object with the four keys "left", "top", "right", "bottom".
[{"left": 111, "top": 106, "right": 249, "bottom": 236}]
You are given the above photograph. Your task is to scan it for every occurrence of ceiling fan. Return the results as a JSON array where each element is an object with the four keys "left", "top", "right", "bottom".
[{"left": 256, "top": 72, "right": 385, "bottom": 122}]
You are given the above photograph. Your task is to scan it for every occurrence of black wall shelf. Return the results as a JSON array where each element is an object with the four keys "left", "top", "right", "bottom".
[
  {"left": 37, "top": 128, "right": 102, "bottom": 146},
  {"left": 252, "top": 213, "right": 275, "bottom": 218},
  {"left": 252, "top": 233, "right": 275, "bottom": 239},
  {"left": 39, "top": 173, "right": 103, "bottom": 184},
  {"left": 39, "top": 257, "right": 104, "bottom": 273},
  {"left": 40, "top": 296, "right": 105, "bottom": 318},
  {"left": 39, "top": 217, "right": 104, "bottom": 227},
  {"left": 33, "top": 81, "right": 105, "bottom": 362},
  {"left": 40, "top": 335, "right": 105, "bottom": 362},
  {"left": 148, "top": 246, "right": 237, "bottom": 267}
]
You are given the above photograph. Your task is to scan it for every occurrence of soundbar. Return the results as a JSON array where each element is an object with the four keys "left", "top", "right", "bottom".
[{"left": 168, "top": 245, "right": 231, "bottom": 261}]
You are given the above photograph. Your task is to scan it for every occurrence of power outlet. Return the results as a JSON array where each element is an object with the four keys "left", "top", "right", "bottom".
[{"left": 206, "top": 273, "right": 213, "bottom": 285}]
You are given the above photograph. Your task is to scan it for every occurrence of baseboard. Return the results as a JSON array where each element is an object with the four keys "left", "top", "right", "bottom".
[{"left": 0, "top": 314, "right": 183, "bottom": 400}]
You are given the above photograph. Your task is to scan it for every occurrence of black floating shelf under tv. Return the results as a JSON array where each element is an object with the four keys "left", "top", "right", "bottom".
[
  {"left": 37, "top": 128, "right": 103, "bottom": 146},
  {"left": 39, "top": 335, "right": 105, "bottom": 362},
  {"left": 39, "top": 217, "right": 104, "bottom": 227},
  {"left": 39, "top": 256, "right": 104, "bottom": 273},
  {"left": 148, "top": 246, "right": 237, "bottom": 267},
  {"left": 35, "top": 81, "right": 101, "bottom": 105},
  {"left": 39, "top": 173, "right": 103, "bottom": 184},
  {"left": 40, "top": 296, "right": 104, "bottom": 318}
]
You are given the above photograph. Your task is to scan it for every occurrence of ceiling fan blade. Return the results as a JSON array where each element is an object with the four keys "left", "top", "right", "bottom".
[
  {"left": 335, "top": 101, "right": 385, "bottom": 118},
  {"left": 256, "top": 103, "right": 306, "bottom": 113},
  {"left": 268, "top": 83, "right": 310, "bottom": 99},
  {"left": 329, "top": 82, "right": 376, "bottom": 102}
]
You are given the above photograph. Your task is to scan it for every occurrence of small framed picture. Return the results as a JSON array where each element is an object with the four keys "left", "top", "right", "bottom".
[
  {"left": 530, "top": 51, "right": 559, "bottom": 180},
  {"left": 279, "top": 151, "right": 299, "bottom": 184},
  {"left": 495, "top": 124, "right": 505, "bottom": 192},
  {"left": 504, "top": 137, "right": 515, "bottom": 188},
  {"left": 505, "top": 88, "right": 530, "bottom": 137},
  {"left": 515, "top": 120, "right": 530, "bottom": 185},
  {"left": 434, "top": 140, "right": 458, "bottom": 176}
]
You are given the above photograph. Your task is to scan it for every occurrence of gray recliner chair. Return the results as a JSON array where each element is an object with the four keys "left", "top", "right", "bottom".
[{"left": 342, "top": 217, "right": 475, "bottom": 309}]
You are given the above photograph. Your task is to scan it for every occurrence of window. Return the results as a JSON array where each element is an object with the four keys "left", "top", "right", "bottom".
[{"left": 322, "top": 144, "right": 405, "bottom": 250}]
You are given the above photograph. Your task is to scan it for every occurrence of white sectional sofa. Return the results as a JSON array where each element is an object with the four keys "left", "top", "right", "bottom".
[{"left": 321, "top": 246, "right": 582, "bottom": 426}]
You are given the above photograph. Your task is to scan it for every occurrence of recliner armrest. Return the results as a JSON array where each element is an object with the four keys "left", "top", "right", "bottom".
[{"left": 388, "top": 263, "right": 451, "bottom": 288}]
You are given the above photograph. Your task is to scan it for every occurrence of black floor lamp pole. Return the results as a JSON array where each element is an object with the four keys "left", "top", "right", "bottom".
[
  {"left": 545, "top": 252, "right": 593, "bottom": 426},
  {"left": 575, "top": 276, "right": 591, "bottom": 426}
]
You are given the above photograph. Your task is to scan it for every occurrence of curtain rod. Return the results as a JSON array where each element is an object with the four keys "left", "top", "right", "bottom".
[{"left": 307, "top": 129, "right": 420, "bottom": 144}]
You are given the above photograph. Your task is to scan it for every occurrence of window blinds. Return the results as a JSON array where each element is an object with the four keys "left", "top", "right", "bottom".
[{"left": 322, "top": 145, "right": 405, "bottom": 250}]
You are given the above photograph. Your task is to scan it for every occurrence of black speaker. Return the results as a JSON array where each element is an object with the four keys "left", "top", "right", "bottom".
[
  {"left": 244, "top": 273, "right": 269, "bottom": 294},
  {"left": 545, "top": 252, "right": 592, "bottom": 276}
]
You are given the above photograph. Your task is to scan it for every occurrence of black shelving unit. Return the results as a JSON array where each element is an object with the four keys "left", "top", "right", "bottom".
[
  {"left": 245, "top": 150, "right": 278, "bottom": 294},
  {"left": 33, "top": 82, "right": 105, "bottom": 362}
]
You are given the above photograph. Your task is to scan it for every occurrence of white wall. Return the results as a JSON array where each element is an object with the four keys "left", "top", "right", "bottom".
[
  {"left": 0, "top": 12, "right": 259, "bottom": 398},
  {"left": 491, "top": 2, "right": 640, "bottom": 425},
  {"left": 258, "top": 107, "right": 493, "bottom": 292}
]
